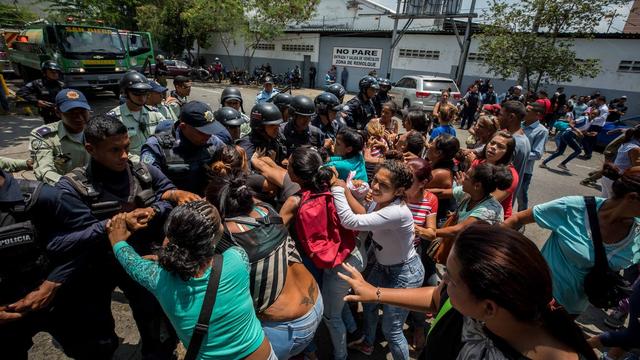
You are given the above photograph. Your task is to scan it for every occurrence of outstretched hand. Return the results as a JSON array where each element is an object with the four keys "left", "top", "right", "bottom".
[
  {"left": 107, "top": 213, "right": 131, "bottom": 247},
  {"left": 336, "top": 262, "right": 378, "bottom": 303}
]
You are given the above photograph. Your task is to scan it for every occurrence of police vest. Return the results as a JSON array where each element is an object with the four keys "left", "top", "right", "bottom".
[
  {"left": 0, "top": 180, "right": 48, "bottom": 305},
  {"left": 155, "top": 132, "right": 216, "bottom": 194},
  {"left": 65, "top": 162, "right": 156, "bottom": 221}
]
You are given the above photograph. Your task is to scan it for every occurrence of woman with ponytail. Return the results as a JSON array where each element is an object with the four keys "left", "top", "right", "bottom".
[
  {"left": 279, "top": 146, "right": 365, "bottom": 360},
  {"left": 330, "top": 159, "right": 425, "bottom": 358},
  {"left": 340, "top": 223, "right": 598, "bottom": 360},
  {"left": 206, "top": 172, "right": 322, "bottom": 359},
  {"left": 505, "top": 167, "right": 640, "bottom": 316},
  {"left": 106, "top": 201, "right": 275, "bottom": 359}
]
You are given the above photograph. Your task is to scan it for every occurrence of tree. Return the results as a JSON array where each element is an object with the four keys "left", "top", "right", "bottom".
[
  {"left": 137, "top": 0, "right": 195, "bottom": 58},
  {"left": 0, "top": 4, "right": 38, "bottom": 27},
  {"left": 41, "top": 0, "right": 146, "bottom": 30},
  {"left": 477, "top": 0, "right": 627, "bottom": 91}
]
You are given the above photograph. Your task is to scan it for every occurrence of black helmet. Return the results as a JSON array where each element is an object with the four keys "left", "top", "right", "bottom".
[
  {"left": 378, "top": 78, "right": 392, "bottom": 90},
  {"left": 119, "top": 71, "right": 152, "bottom": 92},
  {"left": 359, "top": 76, "right": 379, "bottom": 93},
  {"left": 41, "top": 60, "right": 62, "bottom": 73},
  {"left": 215, "top": 107, "right": 245, "bottom": 127},
  {"left": 250, "top": 103, "right": 283, "bottom": 129},
  {"left": 326, "top": 83, "right": 346, "bottom": 103},
  {"left": 220, "top": 87, "right": 243, "bottom": 105},
  {"left": 263, "top": 76, "right": 274, "bottom": 85},
  {"left": 288, "top": 95, "right": 315, "bottom": 116},
  {"left": 314, "top": 92, "right": 340, "bottom": 115},
  {"left": 272, "top": 93, "right": 293, "bottom": 109}
]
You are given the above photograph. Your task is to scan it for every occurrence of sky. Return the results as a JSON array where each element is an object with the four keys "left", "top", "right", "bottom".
[{"left": 375, "top": 0, "right": 635, "bottom": 33}]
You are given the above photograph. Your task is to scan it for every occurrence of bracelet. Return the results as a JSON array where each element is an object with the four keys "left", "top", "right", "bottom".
[{"left": 376, "top": 287, "right": 381, "bottom": 303}]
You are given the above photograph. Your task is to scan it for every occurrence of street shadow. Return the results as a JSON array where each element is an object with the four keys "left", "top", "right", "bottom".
[
  {"left": 541, "top": 167, "right": 573, "bottom": 176},
  {"left": 0, "top": 115, "right": 42, "bottom": 149}
]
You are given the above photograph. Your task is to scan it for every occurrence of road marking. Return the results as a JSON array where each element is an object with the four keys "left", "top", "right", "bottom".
[
  {"left": 574, "top": 164, "right": 596, "bottom": 170},
  {"left": 194, "top": 87, "right": 221, "bottom": 95}
]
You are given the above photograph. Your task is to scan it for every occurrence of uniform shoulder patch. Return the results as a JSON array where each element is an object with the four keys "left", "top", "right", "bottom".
[
  {"left": 142, "top": 152, "right": 156, "bottom": 165},
  {"left": 35, "top": 126, "right": 55, "bottom": 137}
]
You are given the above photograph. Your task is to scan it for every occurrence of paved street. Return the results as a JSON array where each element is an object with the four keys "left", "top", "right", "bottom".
[{"left": 0, "top": 79, "right": 610, "bottom": 359}]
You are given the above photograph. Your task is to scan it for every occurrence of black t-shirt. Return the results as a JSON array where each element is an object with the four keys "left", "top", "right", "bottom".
[{"left": 607, "top": 102, "right": 628, "bottom": 122}]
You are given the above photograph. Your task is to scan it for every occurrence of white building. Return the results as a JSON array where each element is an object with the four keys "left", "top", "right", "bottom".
[{"left": 202, "top": 0, "right": 640, "bottom": 114}]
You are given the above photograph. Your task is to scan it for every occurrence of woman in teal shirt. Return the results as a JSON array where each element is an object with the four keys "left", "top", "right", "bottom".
[
  {"left": 326, "top": 127, "right": 368, "bottom": 181},
  {"left": 505, "top": 166, "right": 640, "bottom": 315},
  {"left": 106, "top": 201, "right": 275, "bottom": 360}
]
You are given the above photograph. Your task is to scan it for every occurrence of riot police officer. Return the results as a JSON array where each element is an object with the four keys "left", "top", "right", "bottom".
[
  {"left": 215, "top": 106, "right": 245, "bottom": 141},
  {"left": 0, "top": 169, "right": 120, "bottom": 359},
  {"left": 326, "top": 83, "right": 347, "bottom": 104},
  {"left": 344, "top": 75, "right": 379, "bottom": 130},
  {"left": 17, "top": 60, "right": 64, "bottom": 124},
  {"left": 312, "top": 92, "right": 346, "bottom": 141},
  {"left": 373, "top": 78, "right": 392, "bottom": 115},
  {"left": 272, "top": 92, "right": 293, "bottom": 122},
  {"left": 141, "top": 101, "right": 226, "bottom": 195},
  {"left": 29, "top": 89, "right": 91, "bottom": 185},
  {"left": 57, "top": 114, "right": 179, "bottom": 359},
  {"left": 237, "top": 103, "right": 287, "bottom": 164},
  {"left": 220, "top": 86, "right": 251, "bottom": 137},
  {"left": 255, "top": 76, "right": 279, "bottom": 104},
  {"left": 107, "top": 71, "right": 166, "bottom": 156},
  {"left": 280, "top": 95, "right": 325, "bottom": 153}
]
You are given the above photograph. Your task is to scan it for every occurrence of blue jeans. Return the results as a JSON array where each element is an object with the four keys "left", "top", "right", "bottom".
[
  {"left": 516, "top": 173, "right": 533, "bottom": 211},
  {"left": 363, "top": 255, "right": 425, "bottom": 359},
  {"left": 543, "top": 130, "right": 582, "bottom": 166},
  {"left": 262, "top": 295, "right": 324, "bottom": 359},
  {"left": 322, "top": 247, "right": 365, "bottom": 360}
]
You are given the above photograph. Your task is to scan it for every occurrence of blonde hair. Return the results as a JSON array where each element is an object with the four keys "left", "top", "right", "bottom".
[{"left": 366, "top": 120, "right": 385, "bottom": 138}]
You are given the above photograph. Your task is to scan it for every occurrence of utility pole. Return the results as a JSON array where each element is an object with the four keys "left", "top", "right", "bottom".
[
  {"left": 454, "top": 0, "right": 476, "bottom": 86},
  {"left": 387, "top": 0, "right": 402, "bottom": 80}
]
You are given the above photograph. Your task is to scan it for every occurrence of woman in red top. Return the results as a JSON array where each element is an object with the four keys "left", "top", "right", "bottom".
[{"left": 405, "top": 158, "right": 439, "bottom": 350}]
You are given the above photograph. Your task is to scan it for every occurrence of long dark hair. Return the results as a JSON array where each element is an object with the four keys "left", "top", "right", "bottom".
[
  {"left": 470, "top": 162, "right": 513, "bottom": 196},
  {"left": 205, "top": 171, "right": 254, "bottom": 218},
  {"left": 453, "top": 224, "right": 597, "bottom": 360},
  {"left": 602, "top": 163, "right": 640, "bottom": 199},
  {"left": 337, "top": 128, "right": 364, "bottom": 159},
  {"left": 431, "top": 134, "right": 460, "bottom": 170},
  {"left": 479, "top": 131, "right": 516, "bottom": 165},
  {"left": 289, "top": 146, "right": 334, "bottom": 193},
  {"left": 158, "top": 201, "right": 223, "bottom": 281}
]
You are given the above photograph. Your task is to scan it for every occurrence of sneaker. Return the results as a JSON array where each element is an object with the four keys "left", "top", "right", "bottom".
[
  {"left": 604, "top": 309, "right": 628, "bottom": 329},
  {"left": 557, "top": 163, "right": 569, "bottom": 171},
  {"left": 347, "top": 330, "right": 364, "bottom": 347},
  {"left": 539, "top": 163, "right": 548, "bottom": 169},
  {"left": 349, "top": 341, "right": 373, "bottom": 356},
  {"left": 580, "top": 179, "right": 595, "bottom": 186}
]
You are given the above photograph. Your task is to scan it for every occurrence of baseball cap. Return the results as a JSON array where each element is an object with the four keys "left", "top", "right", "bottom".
[
  {"left": 55, "top": 89, "right": 91, "bottom": 112},
  {"left": 180, "top": 101, "right": 218, "bottom": 135},
  {"left": 148, "top": 80, "right": 167, "bottom": 93}
]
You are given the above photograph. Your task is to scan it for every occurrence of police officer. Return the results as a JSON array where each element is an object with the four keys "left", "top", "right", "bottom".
[
  {"left": 215, "top": 106, "right": 245, "bottom": 141},
  {"left": 255, "top": 76, "right": 279, "bottom": 104},
  {"left": 166, "top": 75, "right": 191, "bottom": 115},
  {"left": 272, "top": 92, "right": 293, "bottom": 122},
  {"left": 107, "top": 71, "right": 166, "bottom": 156},
  {"left": 147, "top": 80, "right": 179, "bottom": 122},
  {"left": 373, "top": 78, "right": 392, "bottom": 115},
  {"left": 0, "top": 156, "right": 32, "bottom": 172},
  {"left": 29, "top": 89, "right": 91, "bottom": 185},
  {"left": 326, "top": 83, "right": 347, "bottom": 104},
  {"left": 237, "top": 103, "right": 287, "bottom": 164},
  {"left": 56, "top": 114, "right": 179, "bottom": 359},
  {"left": 344, "top": 75, "right": 379, "bottom": 130},
  {"left": 0, "top": 169, "right": 121, "bottom": 359},
  {"left": 17, "top": 60, "right": 64, "bottom": 124},
  {"left": 280, "top": 95, "right": 325, "bottom": 154},
  {"left": 154, "top": 54, "right": 168, "bottom": 87},
  {"left": 141, "top": 101, "right": 226, "bottom": 195},
  {"left": 312, "top": 92, "right": 346, "bottom": 141},
  {"left": 220, "top": 86, "right": 251, "bottom": 137}
]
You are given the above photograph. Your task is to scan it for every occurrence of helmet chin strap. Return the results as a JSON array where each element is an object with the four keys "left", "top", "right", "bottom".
[{"left": 126, "top": 91, "right": 145, "bottom": 108}]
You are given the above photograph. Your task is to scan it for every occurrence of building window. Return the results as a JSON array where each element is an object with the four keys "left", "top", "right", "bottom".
[
  {"left": 618, "top": 60, "right": 640, "bottom": 73},
  {"left": 281, "top": 44, "right": 314, "bottom": 52},
  {"left": 254, "top": 43, "right": 275, "bottom": 51},
  {"left": 468, "top": 52, "right": 487, "bottom": 62},
  {"left": 398, "top": 48, "right": 440, "bottom": 60}
]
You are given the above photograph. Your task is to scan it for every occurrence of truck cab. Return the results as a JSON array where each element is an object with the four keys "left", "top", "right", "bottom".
[
  {"left": 10, "top": 21, "right": 128, "bottom": 95},
  {"left": 119, "top": 30, "right": 154, "bottom": 75}
]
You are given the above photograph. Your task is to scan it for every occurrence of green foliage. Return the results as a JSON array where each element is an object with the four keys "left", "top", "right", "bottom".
[
  {"left": 0, "top": 4, "right": 39, "bottom": 27},
  {"left": 477, "top": 0, "right": 627, "bottom": 91},
  {"left": 41, "top": 0, "right": 144, "bottom": 30},
  {"left": 137, "top": 0, "right": 194, "bottom": 57}
]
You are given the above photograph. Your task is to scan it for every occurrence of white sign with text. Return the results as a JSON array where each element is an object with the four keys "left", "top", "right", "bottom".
[{"left": 332, "top": 47, "right": 382, "bottom": 69}]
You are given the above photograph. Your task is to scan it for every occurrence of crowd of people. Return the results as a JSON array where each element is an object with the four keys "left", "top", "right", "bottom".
[{"left": 0, "top": 61, "right": 638, "bottom": 360}]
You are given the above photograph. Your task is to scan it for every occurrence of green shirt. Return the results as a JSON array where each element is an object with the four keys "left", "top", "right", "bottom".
[
  {"left": 0, "top": 157, "right": 30, "bottom": 173},
  {"left": 108, "top": 104, "right": 166, "bottom": 155},
  {"left": 113, "top": 242, "right": 265, "bottom": 359},
  {"left": 326, "top": 153, "right": 368, "bottom": 182},
  {"left": 157, "top": 102, "right": 179, "bottom": 123},
  {"left": 29, "top": 120, "right": 89, "bottom": 185}
]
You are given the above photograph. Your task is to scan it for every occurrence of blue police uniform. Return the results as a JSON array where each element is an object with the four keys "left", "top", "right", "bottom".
[
  {"left": 279, "top": 120, "right": 325, "bottom": 154},
  {"left": 0, "top": 170, "right": 120, "bottom": 359},
  {"left": 141, "top": 126, "right": 224, "bottom": 195},
  {"left": 56, "top": 160, "right": 178, "bottom": 359},
  {"left": 311, "top": 113, "right": 347, "bottom": 141},
  {"left": 255, "top": 89, "right": 280, "bottom": 104}
]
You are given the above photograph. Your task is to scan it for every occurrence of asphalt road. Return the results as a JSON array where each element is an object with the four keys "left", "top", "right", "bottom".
[{"left": 0, "top": 79, "right": 615, "bottom": 359}]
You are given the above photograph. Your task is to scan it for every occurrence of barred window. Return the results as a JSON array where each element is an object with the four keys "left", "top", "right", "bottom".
[
  {"left": 254, "top": 43, "right": 275, "bottom": 51},
  {"left": 281, "top": 44, "right": 314, "bottom": 52},
  {"left": 398, "top": 48, "right": 440, "bottom": 60},
  {"left": 468, "top": 52, "right": 487, "bottom": 62},
  {"left": 618, "top": 60, "right": 640, "bottom": 73}
]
